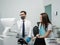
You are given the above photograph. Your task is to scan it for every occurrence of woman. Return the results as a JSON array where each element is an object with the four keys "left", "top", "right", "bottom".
[{"left": 34, "top": 13, "right": 52, "bottom": 45}]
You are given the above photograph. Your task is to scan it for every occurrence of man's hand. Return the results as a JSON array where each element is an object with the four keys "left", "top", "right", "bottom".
[{"left": 26, "top": 37, "right": 31, "bottom": 43}]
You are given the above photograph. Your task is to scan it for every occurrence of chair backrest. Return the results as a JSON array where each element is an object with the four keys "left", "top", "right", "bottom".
[
  {"left": 33, "top": 26, "right": 39, "bottom": 36},
  {"left": 33, "top": 22, "right": 40, "bottom": 36}
]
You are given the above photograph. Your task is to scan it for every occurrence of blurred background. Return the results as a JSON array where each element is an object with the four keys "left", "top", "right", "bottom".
[{"left": 0, "top": 0, "right": 60, "bottom": 45}]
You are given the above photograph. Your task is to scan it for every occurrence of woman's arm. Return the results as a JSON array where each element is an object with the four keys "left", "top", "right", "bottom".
[
  {"left": 39, "top": 24, "right": 52, "bottom": 38},
  {"left": 32, "top": 30, "right": 51, "bottom": 40},
  {"left": 40, "top": 30, "right": 52, "bottom": 38}
]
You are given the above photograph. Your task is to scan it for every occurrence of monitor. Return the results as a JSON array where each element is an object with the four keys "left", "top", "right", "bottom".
[{"left": 0, "top": 18, "right": 18, "bottom": 36}]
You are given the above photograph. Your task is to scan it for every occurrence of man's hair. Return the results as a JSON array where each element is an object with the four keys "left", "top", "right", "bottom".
[{"left": 20, "top": 11, "right": 27, "bottom": 15}]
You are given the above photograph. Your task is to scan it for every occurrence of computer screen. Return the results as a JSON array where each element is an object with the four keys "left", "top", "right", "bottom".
[
  {"left": 0, "top": 18, "right": 17, "bottom": 27},
  {"left": 0, "top": 18, "right": 18, "bottom": 36}
]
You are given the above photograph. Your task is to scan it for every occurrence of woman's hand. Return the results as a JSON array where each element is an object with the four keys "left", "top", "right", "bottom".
[
  {"left": 36, "top": 34, "right": 40, "bottom": 38},
  {"left": 32, "top": 34, "right": 40, "bottom": 41}
]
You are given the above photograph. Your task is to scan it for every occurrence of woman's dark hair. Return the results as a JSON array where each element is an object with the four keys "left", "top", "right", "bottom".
[{"left": 40, "top": 13, "right": 51, "bottom": 30}]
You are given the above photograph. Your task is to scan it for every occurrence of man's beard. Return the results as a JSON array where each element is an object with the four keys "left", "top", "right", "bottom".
[{"left": 21, "top": 16, "right": 25, "bottom": 20}]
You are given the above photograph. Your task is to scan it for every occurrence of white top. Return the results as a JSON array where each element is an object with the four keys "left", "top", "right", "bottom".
[
  {"left": 39, "top": 23, "right": 52, "bottom": 38},
  {"left": 47, "top": 24, "right": 53, "bottom": 38},
  {"left": 47, "top": 24, "right": 52, "bottom": 31},
  {"left": 17, "top": 19, "right": 32, "bottom": 37}
]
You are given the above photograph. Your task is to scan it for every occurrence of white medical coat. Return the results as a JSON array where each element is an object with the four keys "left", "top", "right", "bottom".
[{"left": 17, "top": 19, "right": 32, "bottom": 38}]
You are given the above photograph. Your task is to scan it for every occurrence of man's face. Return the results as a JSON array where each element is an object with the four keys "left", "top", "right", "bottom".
[{"left": 20, "top": 12, "right": 26, "bottom": 20}]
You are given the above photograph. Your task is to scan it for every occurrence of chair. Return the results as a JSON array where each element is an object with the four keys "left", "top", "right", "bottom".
[{"left": 18, "top": 38, "right": 28, "bottom": 45}]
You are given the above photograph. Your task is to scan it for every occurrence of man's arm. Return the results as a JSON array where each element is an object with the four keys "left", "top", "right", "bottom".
[{"left": 26, "top": 21, "right": 32, "bottom": 43}]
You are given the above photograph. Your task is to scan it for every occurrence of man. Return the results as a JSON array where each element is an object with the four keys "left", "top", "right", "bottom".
[{"left": 17, "top": 11, "right": 32, "bottom": 44}]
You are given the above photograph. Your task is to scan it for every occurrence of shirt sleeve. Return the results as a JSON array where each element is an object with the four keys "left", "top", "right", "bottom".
[
  {"left": 47, "top": 24, "right": 52, "bottom": 31},
  {"left": 28, "top": 21, "right": 33, "bottom": 37}
]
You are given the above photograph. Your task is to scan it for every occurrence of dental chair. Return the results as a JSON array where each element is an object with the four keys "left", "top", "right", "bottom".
[{"left": 0, "top": 18, "right": 18, "bottom": 45}]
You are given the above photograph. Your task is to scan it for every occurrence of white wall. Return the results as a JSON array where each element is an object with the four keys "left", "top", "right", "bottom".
[
  {"left": 44, "top": 0, "right": 60, "bottom": 27},
  {"left": 52, "top": 0, "right": 60, "bottom": 27},
  {"left": 0, "top": 0, "right": 44, "bottom": 27},
  {"left": 0, "top": 0, "right": 2, "bottom": 18},
  {"left": 0, "top": 0, "right": 4, "bottom": 35}
]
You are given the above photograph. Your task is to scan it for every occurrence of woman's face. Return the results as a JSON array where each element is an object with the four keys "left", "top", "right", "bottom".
[{"left": 40, "top": 15, "right": 42, "bottom": 22}]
